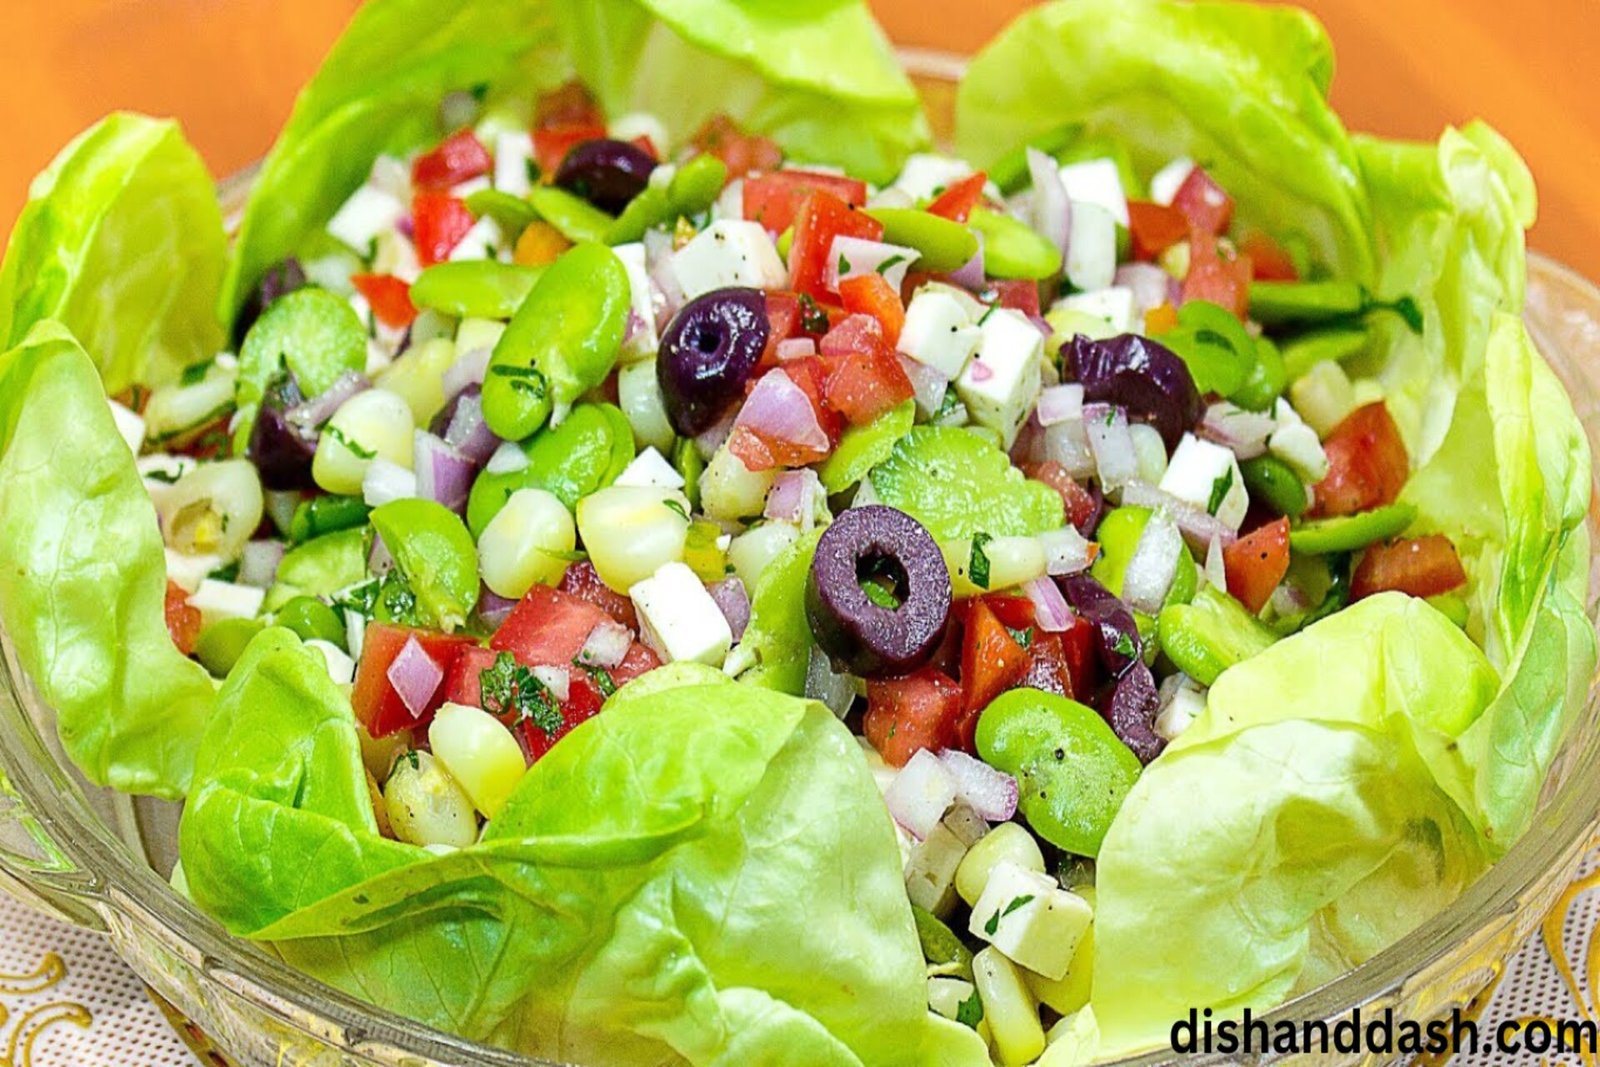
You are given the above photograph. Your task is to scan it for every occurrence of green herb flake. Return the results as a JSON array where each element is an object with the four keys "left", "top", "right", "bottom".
[
  {"left": 798, "top": 293, "right": 830, "bottom": 334},
  {"left": 1002, "top": 894, "right": 1035, "bottom": 918},
  {"left": 862, "top": 580, "right": 900, "bottom": 609},
  {"left": 490, "top": 363, "right": 549, "bottom": 400},
  {"left": 479, "top": 651, "right": 567, "bottom": 737},
  {"left": 1207, "top": 467, "right": 1235, "bottom": 516},
  {"left": 324, "top": 424, "right": 376, "bottom": 460},
  {"left": 838, "top": 253, "right": 851, "bottom": 276},
  {"left": 662, "top": 497, "right": 689, "bottom": 521},
  {"left": 1112, "top": 630, "right": 1138, "bottom": 659},
  {"left": 1006, "top": 625, "right": 1035, "bottom": 649},
  {"left": 969, "top": 532, "right": 993, "bottom": 590},
  {"left": 956, "top": 989, "right": 984, "bottom": 1030},
  {"left": 876, "top": 253, "right": 907, "bottom": 276},
  {"left": 179, "top": 359, "right": 214, "bottom": 386}
]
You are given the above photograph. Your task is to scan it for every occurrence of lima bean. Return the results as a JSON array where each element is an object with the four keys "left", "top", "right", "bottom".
[{"left": 410, "top": 261, "right": 545, "bottom": 320}]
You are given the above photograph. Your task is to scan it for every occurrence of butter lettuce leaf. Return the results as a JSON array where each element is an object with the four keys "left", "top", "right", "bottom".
[
  {"left": 869, "top": 426, "right": 1065, "bottom": 541},
  {"left": 0, "top": 323, "right": 215, "bottom": 798},
  {"left": 0, "top": 113, "right": 225, "bottom": 393}
]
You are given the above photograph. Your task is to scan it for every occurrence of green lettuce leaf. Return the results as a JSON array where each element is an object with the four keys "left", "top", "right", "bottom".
[
  {"left": 557, "top": 0, "right": 928, "bottom": 184},
  {"left": 868, "top": 427, "right": 1064, "bottom": 541},
  {"left": 0, "top": 113, "right": 225, "bottom": 394},
  {"left": 0, "top": 322, "right": 214, "bottom": 798},
  {"left": 954, "top": 0, "right": 1374, "bottom": 279}
]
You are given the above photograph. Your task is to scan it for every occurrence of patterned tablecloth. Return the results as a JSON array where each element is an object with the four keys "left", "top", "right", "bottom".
[{"left": 1, "top": 855, "right": 1599, "bottom": 1067}]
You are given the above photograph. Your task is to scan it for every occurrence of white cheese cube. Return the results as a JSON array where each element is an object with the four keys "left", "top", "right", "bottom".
[
  {"left": 613, "top": 242, "right": 659, "bottom": 361},
  {"left": 671, "top": 221, "right": 787, "bottom": 300},
  {"left": 1058, "top": 158, "right": 1128, "bottom": 227},
  {"left": 187, "top": 578, "right": 266, "bottom": 629},
  {"left": 905, "top": 821, "right": 970, "bottom": 917},
  {"left": 164, "top": 549, "right": 222, "bottom": 594},
  {"left": 1064, "top": 201, "right": 1117, "bottom": 292},
  {"left": 969, "top": 861, "right": 1093, "bottom": 981},
  {"left": 956, "top": 309, "right": 1044, "bottom": 450},
  {"left": 1149, "top": 157, "right": 1196, "bottom": 207},
  {"left": 614, "top": 447, "right": 685, "bottom": 490},
  {"left": 306, "top": 639, "right": 357, "bottom": 686},
  {"left": 609, "top": 113, "right": 670, "bottom": 155},
  {"left": 629, "top": 561, "right": 734, "bottom": 667},
  {"left": 328, "top": 185, "right": 405, "bottom": 253},
  {"left": 449, "top": 176, "right": 492, "bottom": 200},
  {"left": 447, "top": 215, "right": 504, "bottom": 263},
  {"left": 1159, "top": 433, "right": 1249, "bottom": 530},
  {"left": 901, "top": 290, "right": 982, "bottom": 379},
  {"left": 493, "top": 131, "right": 534, "bottom": 198},
  {"left": 1052, "top": 286, "right": 1137, "bottom": 336},
  {"left": 892, "top": 154, "right": 975, "bottom": 202},
  {"left": 1269, "top": 422, "right": 1330, "bottom": 483},
  {"left": 106, "top": 398, "right": 146, "bottom": 455},
  {"left": 928, "top": 977, "right": 979, "bottom": 1021}
]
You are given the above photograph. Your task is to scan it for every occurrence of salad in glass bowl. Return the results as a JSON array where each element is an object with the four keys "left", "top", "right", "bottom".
[{"left": 0, "top": 0, "right": 1589, "bottom": 1065}]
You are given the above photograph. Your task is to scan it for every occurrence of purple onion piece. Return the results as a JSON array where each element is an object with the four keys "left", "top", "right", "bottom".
[
  {"left": 248, "top": 378, "right": 318, "bottom": 491},
  {"left": 1056, "top": 573, "right": 1141, "bottom": 679},
  {"left": 235, "top": 258, "right": 307, "bottom": 343},
  {"left": 708, "top": 578, "right": 751, "bottom": 642},
  {"left": 1064, "top": 334, "right": 1202, "bottom": 452},
  {"left": 1098, "top": 661, "right": 1165, "bottom": 764},
  {"left": 286, "top": 371, "right": 370, "bottom": 432}
]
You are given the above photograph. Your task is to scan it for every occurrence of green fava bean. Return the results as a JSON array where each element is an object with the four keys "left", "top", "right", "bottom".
[
  {"left": 606, "top": 186, "right": 671, "bottom": 246},
  {"left": 1161, "top": 300, "right": 1256, "bottom": 398},
  {"left": 482, "top": 242, "right": 630, "bottom": 441},
  {"left": 195, "top": 618, "right": 266, "bottom": 676},
  {"left": 1157, "top": 585, "right": 1277, "bottom": 687},
  {"left": 234, "top": 287, "right": 367, "bottom": 450},
  {"left": 673, "top": 435, "right": 705, "bottom": 510},
  {"left": 275, "top": 595, "right": 347, "bottom": 648},
  {"left": 1281, "top": 327, "right": 1369, "bottom": 382},
  {"left": 1239, "top": 455, "right": 1308, "bottom": 518},
  {"left": 369, "top": 499, "right": 479, "bottom": 633},
  {"left": 527, "top": 186, "right": 615, "bottom": 244},
  {"left": 464, "top": 189, "right": 538, "bottom": 237},
  {"left": 288, "top": 494, "right": 370, "bottom": 543},
  {"left": 410, "top": 261, "right": 545, "bottom": 320},
  {"left": 1289, "top": 503, "right": 1416, "bottom": 555},
  {"left": 607, "top": 155, "right": 729, "bottom": 245},
  {"left": 265, "top": 526, "right": 370, "bottom": 611},
  {"left": 1248, "top": 280, "right": 1367, "bottom": 327},
  {"left": 968, "top": 208, "right": 1062, "bottom": 280},
  {"left": 467, "top": 403, "right": 635, "bottom": 535},
  {"left": 864, "top": 208, "right": 979, "bottom": 273},
  {"left": 1232, "top": 335, "right": 1287, "bottom": 412},
  {"left": 1089, "top": 507, "right": 1197, "bottom": 607},
  {"left": 975, "top": 688, "right": 1143, "bottom": 857}
]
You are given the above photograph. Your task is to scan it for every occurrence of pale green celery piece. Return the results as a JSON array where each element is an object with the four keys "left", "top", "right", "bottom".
[
  {"left": 868, "top": 426, "right": 1063, "bottom": 541},
  {"left": 819, "top": 399, "right": 914, "bottom": 494},
  {"left": 729, "top": 528, "right": 825, "bottom": 696}
]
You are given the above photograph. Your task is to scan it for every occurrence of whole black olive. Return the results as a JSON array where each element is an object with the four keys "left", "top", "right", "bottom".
[
  {"left": 248, "top": 377, "right": 318, "bottom": 491},
  {"left": 1099, "top": 660, "right": 1165, "bottom": 764},
  {"left": 554, "top": 139, "right": 657, "bottom": 214},
  {"left": 1056, "top": 573, "right": 1141, "bottom": 679},
  {"left": 1065, "top": 333, "right": 1202, "bottom": 452},
  {"left": 806, "top": 506, "right": 952, "bottom": 679},
  {"left": 657, "top": 287, "right": 770, "bottom": 435},
  {"left": 234, "top": 258, "right": 307, "bottom": 345}
]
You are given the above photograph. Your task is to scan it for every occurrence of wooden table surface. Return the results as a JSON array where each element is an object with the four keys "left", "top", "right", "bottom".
[{"left": 3, "top": 0, "right": 1597, "bottom": 277}]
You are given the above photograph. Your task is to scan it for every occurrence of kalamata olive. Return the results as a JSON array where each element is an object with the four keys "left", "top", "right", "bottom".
[
  {"left": 554, "top": 139, "right": 657, "bottom": 214},
  {"left": 657, "top": 287, "right": 769, "bottom": 436},
  {"left": 248, "top": 377, "right": 318, "bottom": 491},
  {"left": 1056, "top": 573, "right": 1141, "bottom": 679},
  {"left": 806, "top": 506, "right": 952, "bottom": 679},
  {"left": 1065, "top": 334, "right": 1202, "bottom": 452},
  {"left": 235, "top": 258, "right": 307, "bottom": 344},
  {"left": 1098, "top": 660, "right": 1165, "bottom": 764}
]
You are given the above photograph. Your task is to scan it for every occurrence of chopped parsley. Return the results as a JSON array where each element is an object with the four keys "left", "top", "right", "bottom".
[
  {"left": 932, "top": 387, "right": 963, "bottom": 422},
  {"left": 838, "top": 253, "right": 851, "bottom": 276},
  {"left": 798, "top": 293, "right": 830, "bottom": 334},
  {"left": 584, "top": 665, "right": 618, "bottom": 698},
  {"left": 862, "top": 580, "right": 901, "bottom": 609},
  {"left": 490, "top": 363, "right": 549, "bottom": 401},
  {"left": 985, "top": 894, "right": 1036, "bottom": 935},
  {"left": 662, "top": 498, "right": 689, "bottom": 521},
  {"left": 968, "top": 533, "right": 993, "bottom": 590},
  {"left": 377, "top": 572, "right": 417, "bottom": 624},
  {"left": 334, "top": 578, "right": 381, "bottom": 618},
  {"left": 324, "top": 424, "right": 376, "bottom": 460},
  {"left": 976, "top": 302, "right": 999, "bottom": 326},
  {"left": 956, "top": 989, "right": 984, "bottom": 1030},
  {"left": 401, "top": 749, "right": 421, "bottom": 771},
  {"left": 141, "top": 466, "right": 183, "bottom": 485},
  {"left": 179, "top": 359, "right": 214, "bottom": 386},
  {"left": 1207, "top": 467, "right": 1235, "bottom": 516},
  {"left": 876, "top": 253, "right": 908, "bottom": 276},
  {"left": 479, "top": 651, "right": 565, "bottom": 737},
  {"left": 1112, "top": 630, "right": 1138, "bottom": 659},
  {"left": 1006, "top": 625, "right": 1035, "bottom": 649}
]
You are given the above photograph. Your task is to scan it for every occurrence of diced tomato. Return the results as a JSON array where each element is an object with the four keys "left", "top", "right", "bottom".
[
  {"left": 926, "top": 171, "right": 987, "bottom": 223},
  {"left": 743, "top": 170, "right": 868, "bottom": 235},
  {"left": 441, "top": 644, "right": 499, "bottom": 710},
  {"left": 350, "top": 273, "right": 418, "bottom": 330},
  {"left": 1058, "top": 614, "right": 1099, "bottom": 699},
  {"left": 629, "top": 135, "right": 660, "bottom": 162},
  {"left": 412, "top": 192, "right": 476, "bottom": 267},
  {"left": 521, "top": 671, "right": 606, "bottom": 762},
  {"left": 354, "top": 623, "right": 480, "bottom": 737},
  {"left": 533, "top": 125, "right": 608, "bottom": 178},
  {"left": 1021, "top": 462, "right": 1100, "bottom": 532},
  {"left": 1172, "top": 166, "right": 1235, "bottom": 236},
  {"left": 1128, "top": 201, "right": 1189, "bottom": 261},
  {"left": 536, "top": 81, "right": 604, "bottom": 130},
  {"left": 728, "top": 358, "right": 840, "bottom": 470},
  {"left": 1020, "top": 633, "right": 1075, "bottom": 699},
  {"left": 611, "top": 642, "right": 661, "bottom": 686},
  {"left": 1241, "top": 232, "right": 1300, "bottom": 282},
  {"left": 819, "top": 313, "right": 893, "bottom": 360},
  {"left": 412, "top": 130, "right": 493, "bottom": 191},
  {"left": 691, "top": 114, "right": 783, "bottom": 180},
  {"left": 822, "top": 347, "right": 914, "bottom": 425},
  {"left": 980, "top": 279, "right": 1042, "bottom": 319},
  {"left": 981, "top": 594, "right": 1036, "bottom": 632},
  {"left": 1144, "top": 304, "right": 1180, "bottom": 335},
  {"left": 864, "top": 667, "right": 963, "bottom": 767},
  {"left": 838, "top": 274, "right": 906, "bottom": 346},
  {"left": 490, "top": 585, "right": 614, "bottom": 667},
  {"left": 956, "top": 600, "right": 1031, "bottom": 747},
  {"left": 164, "top": 581, "right": 202, "bottom": 656},
  {"left": 1181, "top": 231, "right": 1251, "bottom": 320},
  {"left": 557, "top": 560, "right": 638, "bottom": 630},
  {"left": 1223, "top": 517, "right": 1290, "bottom": 614},
  {"left": 1352, "top": 535, "right": 1468, "bottom": 602},
  {"left": 1311, "top": 402, "right": 1410, "bottom": 518},
  {"left": 788, "top": 191, "right": 884, "bottom": 299}
]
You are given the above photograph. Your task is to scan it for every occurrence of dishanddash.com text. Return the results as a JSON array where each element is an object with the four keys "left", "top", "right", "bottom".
[{"left": 1171, "top": 1006, "right": 1598, "bottom": 1058}]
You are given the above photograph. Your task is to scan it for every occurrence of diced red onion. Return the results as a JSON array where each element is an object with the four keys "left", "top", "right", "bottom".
[
  {"left": 1269, "top": 580, "right": 1311, "bottom": 618},
  {"left": 1119, "top": 481, "right": 1239, "bottom": 551},
  {"left": 362, "top": 458, "right": 418, "bottom": 507},
  {"left": 776, "top": 337, "right": 817, "bottom": 361},
  {"left": 1200, "top": 402, "right": 1276, "bottom": 461},
  {"left": 477, "top": 585, "right": 517, "bottom": 628},
  {"left": 368, "top": 535, "right": 396, "bottom": 577},
  {"left": 898, "top": 355, "right": 949, "bottom": 417},
  {"left": 826, "top": 236, "right": 921, "bottom": 293},
  {"left": 883, "top": 749, "right": 958, "bottom": 841},
  {"left": 531, "top": 664, "right": 570, "bottom": 702},
  {"left": 1204, "top": 535, "right": 1227, "bottom": 589},
  {"left": 946, "top": 232, "right": 986, "bottom": 291},
  {"left": 414, "top": 431, "right": 476, "bottom": 512},
  {"left": 577, "top": 619, "right": 633, "bottom": 669},
  {"left": 1021, "top": 576, "right": 1074, "bottom": 633},
  {"left": 646, "top": 233, "right": 686, "bottom": 327},
  {"left": 708, "top": 578, "right": 751, "bottom": 642},
  {"left": 1121, "top": 511, "right": 1184, "bottom": 614},
  {"left": 1042, "top": 417, "right": 1096, "bottom": 480},
  {"left": 694, "top": 407, "right": 738, "bottom": 459},
  {"left": 441, "top": 346, "right": 490, "bottom": 401},
  {"left": 1036, "top": 384, "right": 1085, "bottom": 427},
  {"left": 1027, "top": 314, "right": 1053, "bottom": 340},
  {"left": 623, "top": 309, "right": 647, "bottom": 346},
  {"left": 486, "top": 440, "right": 530, "bottom": 474},
  {"left": 804, "top": 646, "right": 856, "bottom": 719},
  {"left": 1084, "top": 403, "right": 1138, "bottom": 489},
  {"left": 395, "top": 216, "right": 415, "bottom": 242},
  {"left": 238, "top": 540, "right": 285, "bottom": 589},
  {"left": 1114, "top": 263, "right": 1173, "bottom": 315},
  {"left": 444, "top": 390, "right": 499, "bottom": 465},
  {"left": 1026, "top": 147, "right": 1072, "bottom": 255},
  {"left": 1038, "top": 526, "right": 1094, "bottom": 576},
  {"left": 764, "top": 469, "right": 822, "bottom": 527},
  {"left": 733, "top": 369, "right": 829, "bottom": 454},
  {"left": 937, "top": 749, "right": 1019, "bottom": 822},
  {"left": 386, "top": 636, "right": 443, "bottom": 720},
  {"left": 286, "top": 371, "right": 369, "bottom": 431},
  {"left": 716, "top": 178, "right": 745, "bottom": 224},
  {"left": 1168, "top": 275, "right": 1184, "bottom": 307}
]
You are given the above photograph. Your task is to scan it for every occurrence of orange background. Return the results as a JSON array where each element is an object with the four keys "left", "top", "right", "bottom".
[{"left": 3, "top": 0, "right": 1597, "bottom": 276}]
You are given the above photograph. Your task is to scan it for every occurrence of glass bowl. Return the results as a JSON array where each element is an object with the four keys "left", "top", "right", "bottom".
[{"left": 0, "top": 51, "right": 1596, "bottom": 1067}]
